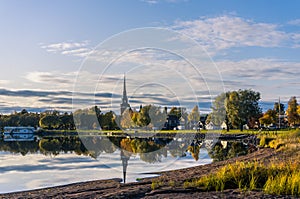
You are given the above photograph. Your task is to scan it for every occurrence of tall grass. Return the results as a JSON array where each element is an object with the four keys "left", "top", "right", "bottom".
[{"left": 184, "top": 161, "right": 300, "bottom": 196}]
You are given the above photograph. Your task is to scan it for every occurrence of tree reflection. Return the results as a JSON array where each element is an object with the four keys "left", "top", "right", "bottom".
[
  {"left": 0, "top": 135, "right": 251, "bottom": 163},
  {"left": 208, "top": 141, "right": 248, "bottom": 161}
]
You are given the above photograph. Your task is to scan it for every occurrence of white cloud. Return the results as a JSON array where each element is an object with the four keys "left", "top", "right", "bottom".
[
  {"left": 0, "top": 80, "right": 10, "bottom": 87},
  {"left": 24, "top": 71, "right": 78, "bottom": 89},
  {"left": 173, "top": 15, "right": 298, "bottom": 52},
  {"left": 288, "top": 19, "right": 300, "bottom": 26},
  {"left": 215, "top": 58, "right": 300, "bottom": 101},
  {"left": 40, "top": 41, "right": 92, "bottom": 57},
  {"left": 217, "top": 58, "right": 300, "bottom": 80},
  {"left": 141, "top": 0, "right": 158, "bottom": 4}
]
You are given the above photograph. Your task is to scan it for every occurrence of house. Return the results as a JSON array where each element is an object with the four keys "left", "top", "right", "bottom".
[
  {"left": 220, "top": 121, "right": 227, "bottom": 130},
  {"left": 206, "top": 122, "right": 219, "bottom": 130},
  {"left": 177, "top": 116, "right": 186, "bottom": 130}
]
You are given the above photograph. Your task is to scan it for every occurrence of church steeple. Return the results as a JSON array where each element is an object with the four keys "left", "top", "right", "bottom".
[{"left": 120, "top": 74, "right": 130, "bottom": 115}]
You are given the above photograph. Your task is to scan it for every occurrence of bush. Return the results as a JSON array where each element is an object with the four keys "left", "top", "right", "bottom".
[{"left": 259, "top": 136, "right": 275, "bottom": 147}]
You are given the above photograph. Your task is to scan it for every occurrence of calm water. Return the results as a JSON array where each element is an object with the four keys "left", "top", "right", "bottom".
[{"left": 0, "top": 135, "right": 213, "bottom": 193}]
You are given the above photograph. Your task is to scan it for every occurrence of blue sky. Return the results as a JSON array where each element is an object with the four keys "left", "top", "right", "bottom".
[{"left": 0, "top": 0, "right": 300, "bottom": 114}]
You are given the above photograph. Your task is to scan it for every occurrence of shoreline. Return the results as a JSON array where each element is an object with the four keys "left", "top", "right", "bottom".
[{"left": 0, "top": 148, "right": 285, "bottom": 199}]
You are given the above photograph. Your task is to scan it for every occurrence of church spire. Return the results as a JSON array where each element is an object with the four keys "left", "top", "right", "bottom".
[
  {"left": 123, "top": 75, "right": 128, "bottom": 103},
  {"left": 120, "top": 74, "right": 130, "bottom": 115}
]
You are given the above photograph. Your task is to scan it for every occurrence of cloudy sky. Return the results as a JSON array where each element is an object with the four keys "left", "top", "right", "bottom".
[{"left": 0, "top": 0, "right": 300, "bottom": 114}]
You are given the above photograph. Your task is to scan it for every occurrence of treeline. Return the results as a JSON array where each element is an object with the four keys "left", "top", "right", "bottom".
[
  {"left": 0, "top": 107, "right": 118, "bottom": 131},
  {"left": 0, "top": 109, "right": 76, "bottom": 130},
  {"left": 1, "top": 89, "right": 299, "bottom": 131},
  {"left": 259, "top": 96, "right": 300, "bottom": 128},
  {"left": 209, "top": 90, "right": 300, "bottom": 130}
]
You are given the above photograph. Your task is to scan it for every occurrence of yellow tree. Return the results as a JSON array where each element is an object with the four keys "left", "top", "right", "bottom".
[
  {"left": 259, "top": 109, "right": 277, "bottom": 126},
  {"left": 286, "top": 96, "right": 300, "bottom": 126},
  {"left": 188, "top": 105, "right": 200, "bottom": 124}
]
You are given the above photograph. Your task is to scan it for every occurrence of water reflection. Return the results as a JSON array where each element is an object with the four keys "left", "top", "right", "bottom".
[
  {"left": 0, "top": 134, "right": 257, "bottom": 162},
  {"left": 0, "top": 134, "right": 257, "bottom": 188},
  {"left": 0, "top": 136, "right": 193, "bottom": 162}
]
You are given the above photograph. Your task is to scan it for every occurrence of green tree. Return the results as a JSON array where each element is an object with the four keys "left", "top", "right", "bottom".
[
  {"left": 39, "top": 115, "right": 61, "bottom": 129},
  {"left": 210, "top": 92, "right": 230, "bottom": 131},
  {"left": 274, "top": 102, "right": 285, "bottom": 115},
  {"left": 287, "top": 96, "right": 300, "bottom": 126},
  {"left": 211, "top": 89, "right": 261, "bottom": 131},
  {"left": 60, "top": 113, "right": 75, "bottom": 130},
  {"left": 226, "top": 89, "right": 261, "bottom": 131}
]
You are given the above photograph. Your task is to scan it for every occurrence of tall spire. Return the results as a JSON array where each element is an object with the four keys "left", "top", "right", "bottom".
[
  {"left": 123, "top": 74, "right": 128, "bottom": 104},
  {"left": 120, "top": 74, "right": 130, "bottom": 115}
]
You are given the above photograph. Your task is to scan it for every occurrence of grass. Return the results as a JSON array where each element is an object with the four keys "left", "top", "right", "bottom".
[
  {"left": 41, "top": 128, "right": 296, "bottom": 136},
  {"left": 183, "top": 161, "right": 300, "bottom": 196}
]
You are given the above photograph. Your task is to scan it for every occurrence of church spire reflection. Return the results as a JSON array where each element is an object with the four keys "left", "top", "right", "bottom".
[{"left": 120, "top": 149, "right": 130, "bottom": 183}]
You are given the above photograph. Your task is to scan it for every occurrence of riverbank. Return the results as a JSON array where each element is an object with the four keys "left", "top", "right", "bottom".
[{"left": 1, "top": 147, "right": 290, "bottom": 199}]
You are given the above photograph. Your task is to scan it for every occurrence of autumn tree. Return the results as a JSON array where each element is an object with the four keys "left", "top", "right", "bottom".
[
  {"left": 287, "top": 96, "right": 300, "bottom": 126},
  {"left": 259, "top": 109, "right": 277, "bottom": 126},
  {"left": 188, "top": 105, "right": 200, "bottom": 129}
]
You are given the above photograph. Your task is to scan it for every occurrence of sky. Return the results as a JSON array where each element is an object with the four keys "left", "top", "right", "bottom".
[{"left": 0, "top": 0, "right": 300, "bottom": 114}]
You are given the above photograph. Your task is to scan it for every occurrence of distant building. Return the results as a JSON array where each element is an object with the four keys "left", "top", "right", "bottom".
[
  {"left": 206, "top": 122, "right": 219, "bottom": 130},
  {"left": 120, "top": 75, "right": 131, "bottom": 115},
  {"left": 177, "top": 116, "right": 186, "bottom": 130}
]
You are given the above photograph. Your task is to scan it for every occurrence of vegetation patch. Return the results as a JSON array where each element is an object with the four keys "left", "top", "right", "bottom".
[{"left": 184, "top": 161, "right": 300, "bottom": 196}]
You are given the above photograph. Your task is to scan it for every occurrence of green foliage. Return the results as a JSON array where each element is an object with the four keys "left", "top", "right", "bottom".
[
  {"left": 226, "top": 89, "right": 261, "bottom": 130},
  {"left": 39, "top": 114, "right": 61, "bottom": 129},
  {"left": 211, "top": 89, "right": 261, "bottom": 131},
  {"left": 210, "top": 92, "right": 227, "bottom": 126},
  {"left": 209, "top": 141, "right": 248, "bottom": 162}
]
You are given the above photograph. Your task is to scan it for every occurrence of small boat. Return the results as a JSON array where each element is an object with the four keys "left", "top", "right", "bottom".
[{"left": 3, "top": 127, "right": 38, "bottom": 141}]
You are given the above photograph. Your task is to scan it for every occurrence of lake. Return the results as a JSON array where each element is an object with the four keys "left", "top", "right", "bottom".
[{"left": 0, "top": 134, "right": 216, "bottom": 194}]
